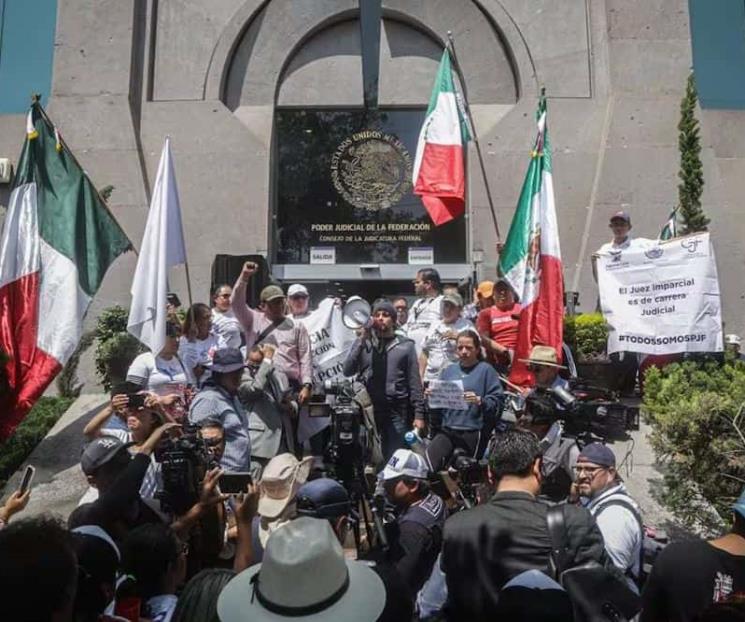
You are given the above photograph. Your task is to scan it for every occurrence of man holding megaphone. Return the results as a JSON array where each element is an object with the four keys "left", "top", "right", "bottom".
[{"left": 343, "top": 299, "right": 425, "bottom": 460}]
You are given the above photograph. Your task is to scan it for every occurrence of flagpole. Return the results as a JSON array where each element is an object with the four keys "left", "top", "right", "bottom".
[
  {"left": 164, "top": 136, "right": 194, "bottom": 311},
  {"left": 33, "top": 96, "right": 139, "bottom": 256},
  {"left": 446, "top": 32, "right": 501, "bottom": 243}
]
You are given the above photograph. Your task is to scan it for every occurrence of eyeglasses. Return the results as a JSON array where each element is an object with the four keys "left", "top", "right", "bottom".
[
  {"left": 573, "top": 465, "right": 607, "bottom": 477},
  {"left": 216, "top": 293, "right": 231, "bottom": 299}
]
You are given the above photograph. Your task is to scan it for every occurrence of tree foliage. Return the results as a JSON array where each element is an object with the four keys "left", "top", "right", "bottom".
[
  {"left": 56, "top": 330, "right": 95, "bottom": 398},
  {"left": 643, "top": 360, "right": 745, "bottom": 533},
  {"left": 0, "top": 396, "right": 73, "bottom": 488},
  {"left": 564, "top": 313, "right": 609, "bottom": 361},
  {"left": 94, "top": 306, "right": 143, "bottom": 391},
  {"left": 677, "top": 72, "right": 709, "bottom": 234}
]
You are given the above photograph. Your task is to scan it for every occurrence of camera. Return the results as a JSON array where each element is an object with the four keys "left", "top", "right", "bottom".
[
  {"left": 156, "top": 424, "right": 215, "bottom": 515},
  {"left": 309, "top": 379, "right": 370, "bottom": 482}
]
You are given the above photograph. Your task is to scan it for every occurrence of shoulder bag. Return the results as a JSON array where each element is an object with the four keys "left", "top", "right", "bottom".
[{"left": 546, "top": 504, "right": 641, "bottom": 622}]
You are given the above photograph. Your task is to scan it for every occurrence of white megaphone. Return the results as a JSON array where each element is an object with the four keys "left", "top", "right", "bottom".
[{"left": 342, "top": 296, "right": 372, "bottom": 330}]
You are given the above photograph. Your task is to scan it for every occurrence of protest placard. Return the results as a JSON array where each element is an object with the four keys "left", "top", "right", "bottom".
[
  {"left": 428, "top": 379, "right": 468, "bottom": 410},
  {"left": 597, "top": 233, "right": 722, "bottom": 355}
]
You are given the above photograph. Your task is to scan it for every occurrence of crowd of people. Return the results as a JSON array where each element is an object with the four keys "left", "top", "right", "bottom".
[{"left": 1, "top": 212, "right": 745, "bottom": 621}]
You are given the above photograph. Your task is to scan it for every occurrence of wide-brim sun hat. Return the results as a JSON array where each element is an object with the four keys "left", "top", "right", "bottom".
[
  {"left": 519, "top": 344, "right": 567, "bottom": 369},
  {"left": 258, "top": 454, "right": 313, "bottom": 519},
  {"left": 217, "top": 517, "right": 385, "bottom": 622}
]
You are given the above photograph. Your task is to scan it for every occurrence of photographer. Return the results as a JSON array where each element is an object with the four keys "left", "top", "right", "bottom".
[
  {"left": 189, "top": 348, "right": 251, "bottom": 472},
  {"left": 71, "top": 423, "right": 180, "bottom": 540},
  {"left": 379, "top": 449, "right": 447, "bottom": 599},
  {"left": 517, "top": 347, "right": 580, "bottom": 502},
  {"left": 343, "top": 299, "right": 425, "bottom": 460},
  {"left": 425, "top": 330, "right": 502, "bottom": 472},
  {"left": 82, "top": 384, "right": 170, "bottom": 501}
]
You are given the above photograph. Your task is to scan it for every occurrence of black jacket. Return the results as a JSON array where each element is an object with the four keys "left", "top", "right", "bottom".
[
  {"left": 441, "top": 490, "right": 608, "bottom": 621},
  {"left": 343, "top": 334, "right": 425, "bottom": 419}
]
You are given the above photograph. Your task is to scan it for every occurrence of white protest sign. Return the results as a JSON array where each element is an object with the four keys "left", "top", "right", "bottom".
[
  {"left": 597, "top": 233, "right": 722, "bottom": 355},
  {"left": 428, "top": 379, "right": 468, "bottom": 410},
  {"left": 295, "top": 298, "right": 357, "bottom": 441}
]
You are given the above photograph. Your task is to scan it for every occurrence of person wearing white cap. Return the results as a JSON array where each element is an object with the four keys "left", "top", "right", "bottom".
[
  {"left": 379, "top": 449, "right": 446, "bottom": 599},
  {"left": 287, "top": 283, "right": 311, "bottom": 320},
  {"left": 218, "top": 517, "right": 385, "bottom": 622}
]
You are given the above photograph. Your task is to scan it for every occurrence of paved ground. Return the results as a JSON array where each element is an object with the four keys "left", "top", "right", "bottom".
[
  {"left": 1, "top": 394, "right": 688, "bottom": 538},
  {"left": 1, "top": 394, "right": 107, "bottom": 520}
]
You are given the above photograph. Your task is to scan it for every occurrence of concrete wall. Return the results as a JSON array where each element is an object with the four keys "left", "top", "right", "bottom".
[{"left": 0, "top": 0, "right": 743, "bottom": 392}]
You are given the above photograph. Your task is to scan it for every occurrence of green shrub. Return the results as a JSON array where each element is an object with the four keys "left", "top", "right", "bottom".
[
  {"left": 0, "top": 396, "right": 73, "bottom": 488},
  {"left": 564, "top": 313, "right": 609, "bottom": 361},
  {"left": 94, "top": 305, "right": 144, "bottom": 391},
  {"left": 643, "top": 360, "right": 745, "bottom": 534},
  {"left": 56, "top": 330, "right": 95, "bottom": 398}
]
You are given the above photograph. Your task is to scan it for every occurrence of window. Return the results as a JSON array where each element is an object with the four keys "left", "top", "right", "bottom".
[
  {"left": 0, "top": 0, "right": 57, "bottom": 114},
  {"left": 274, "top": 108, "right": 467, "bottom": 265},
  {"left": 688, "top": 0, "right": 745, "bottom": 109}
]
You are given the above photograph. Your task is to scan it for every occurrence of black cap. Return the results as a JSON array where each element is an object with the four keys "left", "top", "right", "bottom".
[{"left": 80, "top": 435, "right": 133, "bottom": 476}]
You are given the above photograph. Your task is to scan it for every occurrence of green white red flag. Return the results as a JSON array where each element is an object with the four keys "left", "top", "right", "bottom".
[
  {"left": 659, "top": 206, "right": 678, "bottom": 241},
  {"left": 498, "top": 94, "right": 564, "bottom": 386},
  {"left": 413, "top": 49, "right": 471, "bottom": 226},
  {"left": 0, "top": 102, "right": 131, "bottom": 438}
]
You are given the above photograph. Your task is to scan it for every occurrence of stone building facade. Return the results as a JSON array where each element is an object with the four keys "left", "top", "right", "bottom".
[{"left": 0, "top": 0, "right": 743, "bottom": 343}]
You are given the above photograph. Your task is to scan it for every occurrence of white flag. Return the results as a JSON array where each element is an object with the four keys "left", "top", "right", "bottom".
[{"left": 127, "top": 138, "right": 187, "bottom": 355}]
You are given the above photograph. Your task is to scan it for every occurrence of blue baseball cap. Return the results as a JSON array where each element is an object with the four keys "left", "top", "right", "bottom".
[
  {"left": 296, "top": 478, "right": 352, "bottom": 520},
  {"left": 733, "top": 487, "right": 745, "bottom": 520},
  {"left": 577, "top": 442, "right": 616, "bottom": 468}
]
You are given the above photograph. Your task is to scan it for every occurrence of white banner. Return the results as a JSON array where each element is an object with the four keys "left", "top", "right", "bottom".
[
  {"left": 597, "top": 233, "right": 723, "bottom": 355},
  {"left": 295, "top": 298, "right": 357, "bottom": 441}
]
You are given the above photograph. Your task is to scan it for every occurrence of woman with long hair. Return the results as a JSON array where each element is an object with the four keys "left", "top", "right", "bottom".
[
  {"left": 425, "top": 329, "right": 503, "bottom": 472},
  {"left": 179, "top": 303, "right": 218, "bottom": 387}
]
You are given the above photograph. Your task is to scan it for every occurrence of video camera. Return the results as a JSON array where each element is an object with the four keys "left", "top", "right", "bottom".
[
  {"left": 156, "top": 424, "right": 216, "bottom": 515},
  {"left": 525, "top": 383, "right": 634, "bottom": 442},
  {"left": 308, "top": 379, "right": 388, "bottom": 553},
  {"left": 308, "top": 379, "right": 370, "bottom": 483}
]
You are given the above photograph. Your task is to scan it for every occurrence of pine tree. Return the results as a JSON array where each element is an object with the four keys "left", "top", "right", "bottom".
[{"left": 677, "top": 72, "right": 708, "bottom": 234}]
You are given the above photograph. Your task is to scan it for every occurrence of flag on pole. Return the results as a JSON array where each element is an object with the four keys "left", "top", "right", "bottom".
[
  {"left": 127, "top": 138, "right": 187, "bottom": 356},
  {"left": 412, "top": 49, "right": 471, "bottom": 226},
  {"left": 659, "top": 207, "right": 678, "bottom": 241},
  {"left": 498, "top": 93, "right": 564, "bottom": 386},
  {"left": 0, "top": 102, "right": 131, "bottom": 438}
]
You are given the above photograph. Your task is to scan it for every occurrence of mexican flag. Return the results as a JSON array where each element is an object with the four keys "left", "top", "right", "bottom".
[
  {"left": 0, "top": 102, "right": 131, "bottom": 439},
  {"left": 659, "top": 206, "right": 678, "bottom": 241},
  {"left": 413, "top": 49, "right": 471, "bottom": 226},
  {"left": 499, "top": 94, "right": 564, "bottom": 386}
]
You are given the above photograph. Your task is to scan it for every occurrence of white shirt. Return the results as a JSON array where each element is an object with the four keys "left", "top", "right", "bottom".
[
  {"left": 405, "top": 295, "right": 444, "bottom": 356},
  {"left": 212, "top": 308, "right": 243, "bottom": 349},
  {"left": 587, "top": 483, "right": 643, "bottom": 584},
  {"left": 127, "top": 352, "right": 189, "bottom": 394},
  {"left": 596, "top": 235, "right": 654, "bottom": 256},
  {"left": 178, "top": 334, "right": 218, "bottom": 386},
  {"left": 421, "top": 317, "right": 473, "bottom": 381}
]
